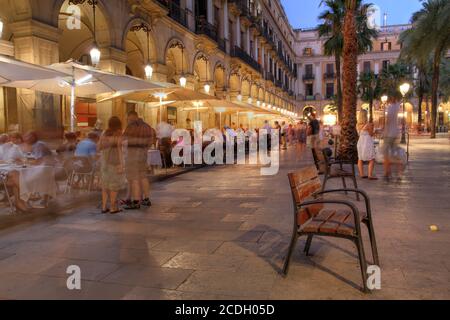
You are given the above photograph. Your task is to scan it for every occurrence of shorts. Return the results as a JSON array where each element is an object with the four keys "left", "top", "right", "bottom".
[
  {"left": 125, "top": 147, "right": 148, "bottom": 180},
  {"left": 383, "top": 137, "right": 397, "bottom": 159}
]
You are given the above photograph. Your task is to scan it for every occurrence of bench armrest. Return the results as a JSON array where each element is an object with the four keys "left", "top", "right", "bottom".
[
  {"left": 297, "top": 199, "right": 362, "bottom": 235},
  {"left": 314, "top": 189, "right": 372, "bottom": 220}
]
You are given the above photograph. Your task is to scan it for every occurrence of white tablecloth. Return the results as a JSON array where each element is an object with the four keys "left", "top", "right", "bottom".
[
  {"left": 147, "top": 150, "right": 163, "bottom": 167},
  {"left": 0, "top": 164, "right": 57, "bottom": 201}
]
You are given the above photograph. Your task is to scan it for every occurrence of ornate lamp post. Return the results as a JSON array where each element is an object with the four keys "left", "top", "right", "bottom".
[{"left": 69, "top": 0, "right": 101, "bottom": 67}]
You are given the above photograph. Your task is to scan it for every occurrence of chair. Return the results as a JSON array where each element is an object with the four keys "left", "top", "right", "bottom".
[
  {"left": 283, "top": 166, "right": 379, "bottom": 293},
  {"left": 0, "top": 171, "right": 15, "bottom": 213},
  {"left": 312, "top": 147, "right": 359, "bottom": 201},
  {"left": 65, "top": 156, "right": 97, "bottom": 193}
]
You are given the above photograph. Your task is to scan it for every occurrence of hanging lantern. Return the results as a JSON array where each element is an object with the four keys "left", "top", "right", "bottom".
[
  {"left": 90, "top": 44, "right": 101, "bottom": 67},
  {"left": 179, "top": 75, "right": 187, "bottom": 88},
  {"left": 204, "top": 83, "right": 210, "bottom": 94},
  {"left": 145, "top": 64, "right": 153, "bottom": 80}
]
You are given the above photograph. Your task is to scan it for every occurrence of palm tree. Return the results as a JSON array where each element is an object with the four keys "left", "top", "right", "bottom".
[
  {"left": 404, "top": 0, "right": 450, "bottom": 138},
  {"left": 338, "top": 0, "right": 359, "bottom": 161},
  {"left": 358, "top": 71, "right": 380, "bottom": 123},
  {"left": 378, "top": 63, "right": 412, "bottom": 100},
  {"left": 318, "top": 0, "right": 378, "bottom": 123}
]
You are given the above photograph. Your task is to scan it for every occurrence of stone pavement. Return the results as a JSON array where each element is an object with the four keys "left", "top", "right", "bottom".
[{"left": 0, "top": 136, "right": 448, "bottom": 300}]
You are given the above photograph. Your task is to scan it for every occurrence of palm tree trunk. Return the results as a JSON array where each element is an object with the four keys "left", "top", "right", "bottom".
[
  {"left": 339, "top": 1, "right": 358, "bottom": 161},
  {"left": 335, "top": 55, "right": 343, "bottom": 122},
  {"left": 417, "top": 91, "right": 423, "bottom": 132},
  {"left": 430, "top": 49, "right": 442, "bottom": 139},
  {"left": 369, "top": 98, "right": 373, "bottom": 123}
]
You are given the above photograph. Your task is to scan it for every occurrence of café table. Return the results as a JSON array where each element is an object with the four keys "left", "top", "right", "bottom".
[{"left": 0, "top": 163, "right": 57, "bottom": 202}]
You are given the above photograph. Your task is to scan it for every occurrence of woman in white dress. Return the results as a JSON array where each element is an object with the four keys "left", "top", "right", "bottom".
[{"left": 357, "top": 109, "right": 377, "bottom": 180}]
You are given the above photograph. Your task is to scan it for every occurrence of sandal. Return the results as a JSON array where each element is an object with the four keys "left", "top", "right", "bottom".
[
  {"left": 368, "top": 177, "right": 379, "bottom": 181},
  {"left": 101, "top": 209, "right": 110, "bottom": 214},
  {"left": 110, "top": 209, "right": 123, "bottom": 215},
  {"left": 361, "top": 176, "right": 368, "bottom": 179}
]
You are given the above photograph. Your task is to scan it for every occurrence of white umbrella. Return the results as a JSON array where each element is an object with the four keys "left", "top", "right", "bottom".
[
  {"left": 0, "top": 54, "right": 65, "bottom": 84},
  {"left": 3, "top": 60, "right": 164, "bottom": 131},
  {"left": 96, "top": 84, "right": 216, "bottom": 124}
]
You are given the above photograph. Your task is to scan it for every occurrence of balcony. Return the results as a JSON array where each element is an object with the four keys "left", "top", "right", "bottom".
[
  {"left": 303, "top": 74, "right": 315, "bottom": 81},
  {"left": 231, "top": 46, "right": 262, "bottom": 73},
  {"left": 305, "top": 95, "right": 316, "bottom": 101},
  {"left": 264, "top": 72, "right": 275, "bottom": 83},
  {"left": 196, "top": 18, "right": 219, "bottom": 43},
  {"left": 168, "top": 2, "right": 189, "bottom": 29},
  {"left": 324, "top": 72, "right": 336, "bottom": 79},
  {"left": 229, "top": 0, "right": 250, "bottom": 18}
]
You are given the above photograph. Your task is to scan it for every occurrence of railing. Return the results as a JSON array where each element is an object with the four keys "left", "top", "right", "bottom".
[
  {"left": 218, "top": 38, "right": 226, "bottom": 53},
  {"left": 324, "top": 72, "right": 336, "bottom": 79},
  {"left": 264, "top": 72, "right": 275, "bottom": 83},
  {"left": 169, "top": 1, "right": 189, "bottom": 29},
  {"left": 196, "top": 18, "right": 219, "bottom": 43},
  {"left": 303, "top": 74, "right": 315, "bottom": 81},
  {"left": 231, "top": 46, "right": 262, "bottom": 73},
  {"left": 305, "top": 95, "right": 316, "bottom": 101}
]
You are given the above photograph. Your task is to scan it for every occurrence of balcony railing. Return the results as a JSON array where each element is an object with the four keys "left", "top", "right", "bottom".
[
  {"left": 303, "top": 74, "right": 315, "bottom": 81},
  {"left": 305, "top": 95, "right": 316, "bottom": 101},
  {"left": 264, "top": 72, "right": 275, "bottom": 83},
  {"left": 196, "top": 18, "right": 219, "bottom": 43},
  {"left": 231, "top": 46, "right": 262, "bottom": 73},
  {"left": 324, "top": 72, "right": 336, "bottom": 79},
  {"left": 169, "top": 2, "right": 189, "bottom": 29}
]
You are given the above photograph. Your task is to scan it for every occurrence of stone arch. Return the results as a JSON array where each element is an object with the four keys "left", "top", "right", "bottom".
[
  {"left": 193, "top": 51, "right": 210, "bottom": 88},
  {"left": 123, "top": 20, "right": 157, "bottom": 78},
  {"left": 213, "top": 63, "right": 226, "bottom": 93},
  {"left": 258, "top": 87, "right": 265, "bottom": 102},
  {"left": 0, "top": 0, "right": 33, "bottom": 40},
  {"left": 229, "top": 72, "right": 240, "bottom": 94},
  {"left": 303, "top": 106, "right": 316, "bottom": 118},
  {"left": 241, "top": 78, "right": 251, "bottom": 98},
  {"left": 250, "top": 83, "right": 258, "bottom": 99},
  {"left": 57, "top": 0, "right": 113, "bottom": 63},
  {"left": 164, "top": 37, "right": 189, "bottom": 83}
]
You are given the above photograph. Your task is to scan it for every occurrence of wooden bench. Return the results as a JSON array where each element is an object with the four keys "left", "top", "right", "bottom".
[
  {"left": 312, "top": 147, "right": 359, "bottom": 200},
  {"left": 283, "top": 166, "right": 379, "bottom": 292}
]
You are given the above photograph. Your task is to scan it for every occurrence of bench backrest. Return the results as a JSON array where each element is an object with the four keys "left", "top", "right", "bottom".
[{"left": 288, "top": 166, "right": 324, "bottom": 226}]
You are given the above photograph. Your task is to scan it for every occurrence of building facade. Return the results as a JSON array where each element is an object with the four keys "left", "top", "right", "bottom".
[
  {"left": 294, "top": 24, "right": 450, "bottom": 129},
  {"left": 0, "top": 0, "right": 302, "bottom": 136}
]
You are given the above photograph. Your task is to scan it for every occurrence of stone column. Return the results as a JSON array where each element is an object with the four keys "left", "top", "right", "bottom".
[
  {"left": 207, "top": 0, "right": 214, "bottom": 25},
  {"left": 223, "top": 0, "right": 229, "bottom": 51},
  {"left": 246, "top": 28, "right": 250, "bottom": 54},
  {"left": 315, "top": 63, "right": 322, "bottom": 97},
  {"left": 97, "top": 47, "right": 128, "bottom": 126},
  {"left": 185, "top": 0, "right": 195, "bottom": 31},
  {"left": 10, "top": 20, "right": 61, "bottom": 137},
  {"left": 235, "top": 16, "right": 241, "bottom": 48}
]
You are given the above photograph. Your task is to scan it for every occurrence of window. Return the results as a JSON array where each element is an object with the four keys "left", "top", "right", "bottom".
[
  {"left": 305, "top": 83, "right": 314, "bottom": 97},
  {"left": 304, "top": 47, "right": 313, "bottom": 56},
  {"left": 326, "top": 63, "right": 334, "bottom": 75},
  {"left": 305, "top": 64, "right": 313, "bottom": 76},
  {"left": 381, "top": 42, "right": 392, "bottom": 51},
  {"left": 326, "top": 83, "right": 334, "bottom": 99},
  {"left": 382, "top": 60, "right": 390, "bottom": 70},
  {"left": 363, "top": 61, "right": 371, "bottom": 73}
]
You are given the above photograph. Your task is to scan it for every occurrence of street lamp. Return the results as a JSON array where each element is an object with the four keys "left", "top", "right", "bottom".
[
  {"left": 381, "top": 95, "right": 388, "bottom": 127},
  {"left": 399, "top": 82, "right": 410, "bottom": 144},
  {"left": 69, "top": 0, "right": 101, "bottom": 67},
  {"left": 130, "top": 23, "right": 153, "bottom": 80}
]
